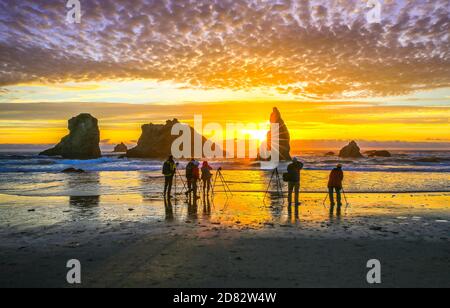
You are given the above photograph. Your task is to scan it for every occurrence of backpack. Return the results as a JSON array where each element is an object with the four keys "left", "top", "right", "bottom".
[
  {"left": 162, "top": 161, "right": 172, "bottom": 176},
  {"left": 186, "top": 162, "right": 194, "bottom": 179},
  {"left": 202, "top": 167, "right": 212, "bottom": 179},
  {"left": 283, "top": 173, "right": 291, "bottom": 182}
]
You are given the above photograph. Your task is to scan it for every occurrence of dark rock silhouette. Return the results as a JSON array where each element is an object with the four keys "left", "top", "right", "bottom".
[
  {"left": 62, "top": 168, "right": 85, "bottom": 173},
  {"left": 40, "top": 114, "right": 101, "bottom": 159},
  {"left": 339, "top": 141, "right": 364, "bottom": 158},
  {"left": 113, "top": 143, "right": 128, "bottom": 153},
  {"left": 127, "top": 119, "right": 216, "bottom": 159},
  {"left": 267, "top": 107, "right": 291, "bottom": 161},
  {"left": 365, "top": 150, "right": 392, "bottom": 158},
  {"left": 325, "top": 152, "right": 335, "bottom": 156}
]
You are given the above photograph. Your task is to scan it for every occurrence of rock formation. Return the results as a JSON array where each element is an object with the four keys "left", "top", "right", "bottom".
[
  {"left": 126, "top": 119, "right": 215, "bottom": 159},
  {"left": 40, "top": 114, "right": 101, "bottom": 159},
  {"left": 325, "top": 152, "right": 335, "bottom": 156},
  {"left": 62, "top": 168, "right": 85, "bottom": 173},
  {"left": 339, "top": 141, "right": 364, "bottom": 158},
  {"left": 365, "top": 150, "right": 392, "bottom": 158},
  {"left": 113, "top": 143, "right": 128, "bottom": 153},
  {"left": 267, "top": 107, "right": 291, "bottom": 161}
]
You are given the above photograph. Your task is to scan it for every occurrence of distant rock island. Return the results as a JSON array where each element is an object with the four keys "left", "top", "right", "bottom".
[
  {"left": 339, "top": 141, "right": 364, "bottom": 158},
  {"left": 126, "top": 119, "right": 213, "bottom": 159},
  {"left": 365, "top": 150, "right": 392, "bottom": 158},
  {"left": 267, "top": 107, "right": 291, "bottom": 161},
  {"left": 113, "top": 143, "right": 128, "bottom": 153},
  {"left": 40, "top": 114, "right": 101, "bottom": 160}
]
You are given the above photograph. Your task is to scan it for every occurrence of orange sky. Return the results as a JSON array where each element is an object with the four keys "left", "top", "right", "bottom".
[{"left": 0, "top": 100, "right": 449, "bottom": 148}]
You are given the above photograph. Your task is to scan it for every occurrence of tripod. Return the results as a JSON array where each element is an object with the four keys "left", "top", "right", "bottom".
[
  {"left": 323, "top": 188, "right": 350, "bottom": 209},
  {"left": 172, "top": 165, "right": 187, "bottom": 203},
  {"left": 212, "top": 168, "right": 233, "bottom": 198},
  {"left": 264, "top": 168, "right": 284, "bottom": 203}
]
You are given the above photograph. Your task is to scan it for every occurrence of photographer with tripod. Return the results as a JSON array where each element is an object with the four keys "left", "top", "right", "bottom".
[
  {"left": 286, "top": 157, "right": 304, "bottom": 207},
  {"left": 185, "top": 159, "right": 201, "bottom": 200},
  {"left": 162, "top": 155, "right": 176, "bottom": 200},
  {"left": 201, "top": 161, "right": 213, "bottom": 197},
  {"left": 328, "top": 164, "right": 344, "bottom": 213}
]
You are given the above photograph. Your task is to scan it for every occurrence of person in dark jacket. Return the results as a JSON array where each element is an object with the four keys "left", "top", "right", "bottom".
[
  {"left": 185, "top": 158, "right": 196, "bottom": 196},
  {"left": 162, "top": 155, "right": 176, "bottom": 199},
  {"left": 328, "top": 164, "right": 344, "bottom": 209},
  {"left": 201, "top": 161, "right": 213, "bottom": 196},
  {"left": 287, "top": 157, "right": 304, "bottom": 206}
]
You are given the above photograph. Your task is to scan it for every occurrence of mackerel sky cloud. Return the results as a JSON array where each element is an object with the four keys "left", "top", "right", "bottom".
[{"left": 0, "top": 0, "right": 449, "bottom": 99}]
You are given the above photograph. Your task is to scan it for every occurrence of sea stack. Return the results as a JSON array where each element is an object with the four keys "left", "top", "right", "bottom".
[
  {"left": 126, "top": 119, "right": 212, "bottom": 159},
  {"left": 365, "top": 150, "right": 392, "bottom": 158},
  {"left": 267, "top": 107, "right": 291, "bottom": 161},
  {"left": 40, "top": 114, "right": 101, "bottom": 159},
  {"left": 339, "top": 141, "right": 364, "bottom": 158},
  {"left": 113, "top": 143, "right": 128, "bottom": 153}
]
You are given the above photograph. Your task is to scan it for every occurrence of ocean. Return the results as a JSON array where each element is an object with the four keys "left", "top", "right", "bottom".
[{"left": 0, "top": 150, "right": 449, "bottom": 197}]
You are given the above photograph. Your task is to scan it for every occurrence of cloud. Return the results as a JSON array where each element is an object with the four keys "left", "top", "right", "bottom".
[{"left": 0, "top": 0, "right": 449, "bottom": 98}]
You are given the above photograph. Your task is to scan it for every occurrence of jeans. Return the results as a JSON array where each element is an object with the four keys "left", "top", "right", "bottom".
[
  {"left": 288, "top": 181, "right": 300, "bottom": 206},
  {"left": 329, "top": 187, "right": 342, "bottom": 207}
]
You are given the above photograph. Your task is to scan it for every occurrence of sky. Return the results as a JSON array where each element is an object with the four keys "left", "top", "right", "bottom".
[{"left": 0, "top": 0, "right": 449, "bottom": 148}]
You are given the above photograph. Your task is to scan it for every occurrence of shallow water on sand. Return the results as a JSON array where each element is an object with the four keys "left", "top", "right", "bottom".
[
  {"left": 0, "top": 170, "right": 448, "bottom": 237},
  {"left": 0, "top": 170, "right": 449, "bottom": 198}
]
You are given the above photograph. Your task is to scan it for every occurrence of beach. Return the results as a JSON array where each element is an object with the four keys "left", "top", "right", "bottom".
[{"left": 0, "top": 163, "right": 449, "bottom": 287}]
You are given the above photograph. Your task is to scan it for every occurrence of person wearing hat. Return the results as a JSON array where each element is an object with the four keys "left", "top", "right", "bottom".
[
  {"left": 162, "top": 155, "right": 176, "bottom": 199},
  {"left": 328, "top": 164, "right": 344, "bottom": 210},
  {"left": 287, "top": 157, "right": 304, "bottom": 207}
]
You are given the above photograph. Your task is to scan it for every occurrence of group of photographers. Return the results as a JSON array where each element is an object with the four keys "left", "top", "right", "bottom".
[
  {"left": 163, "top": 156, "right": 214, "bottom": 200},
  {"left": 163, "top": 155, "right": 345, "bottom": 211}
]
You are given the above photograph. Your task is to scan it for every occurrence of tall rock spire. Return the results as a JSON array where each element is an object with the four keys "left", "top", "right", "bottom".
[{"left": 267, "top": 107, "right": 291, "bottom": 161}]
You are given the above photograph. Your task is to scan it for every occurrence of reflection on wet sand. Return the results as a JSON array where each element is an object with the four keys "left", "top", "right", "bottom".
[
  {"left": 187, "top": 196, "right": 199, "bottom": 221},
  {"left": 69, "top": 195, "right": 100, "bottom": 208},
  {"left": 164, "top": 198, "right": 174, "bottom": 222},
  {"left": 329, "top": 205, "right": 342, "bottom": 224},
  {"left": 287, "top": 205, "right": 300, "bottom": 223},
  {"left": 267, "top": 192, "right": 284, "bottom": 223},
  {"left": 202, "top": 197, "right": 212, "bottom": 218}
]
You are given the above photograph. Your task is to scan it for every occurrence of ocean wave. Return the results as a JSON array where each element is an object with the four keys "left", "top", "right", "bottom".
[{"left": 0, "top": 152, "right": 449, "bottom": 173}]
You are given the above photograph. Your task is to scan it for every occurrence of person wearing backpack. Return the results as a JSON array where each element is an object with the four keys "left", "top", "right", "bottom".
[
  {"left": 185, "top": 158, "right": 196, "bottom": 197},
  {"left": 201, "top": 161, "right": 213, "bottom": 196},
  {"left": 162, "top": 155, "right": 176, "bottom": 199},
  {"left": 287, "top": 157, "right": 304, "bottom": 207}
]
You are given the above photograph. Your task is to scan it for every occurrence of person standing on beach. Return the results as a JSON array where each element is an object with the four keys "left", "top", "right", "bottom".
[
  {"left": 328, "top": 164, "right": 344, "bottom": 210},
  {"left": 287, "top": 157, "right": 304, "bottom": 207},
  {"left": 162, "top": 155, "right": 176, "bottom": 199},
  {"left": 185, "top": 158, "right": 195, "bottom": 197},
  {"left": 201, "top": 161, "right": 213, "bottom": 196},
  {"left": 192, "top": 161, "right": 201, "bottom": 199}
]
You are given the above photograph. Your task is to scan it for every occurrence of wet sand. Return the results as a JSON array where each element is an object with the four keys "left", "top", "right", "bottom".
[{"left": 0, "top": 192, "right": 449, "bottom": 288}]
